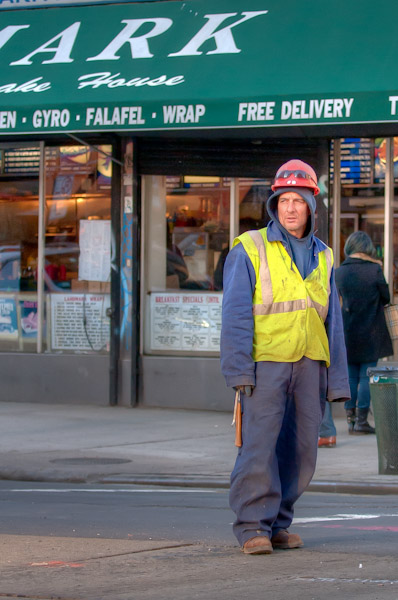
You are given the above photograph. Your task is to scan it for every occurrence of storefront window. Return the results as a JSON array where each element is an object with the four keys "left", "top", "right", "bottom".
[
  {"left": 143, "top": 175, "right": 229, "bottom": 356},
  {"left": 0, "top": 145, "right": 40, "bottom": 351},
  {"left": 0, "top": 143, "right": 112, "bottom": 354},
  {"left": 44, "top": 146, "right": 112, "bottom": 354}
]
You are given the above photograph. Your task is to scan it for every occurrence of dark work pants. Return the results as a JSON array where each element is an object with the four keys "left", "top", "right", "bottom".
[{"left": 229, "top": 357, "right": 327, "bottom": 547}]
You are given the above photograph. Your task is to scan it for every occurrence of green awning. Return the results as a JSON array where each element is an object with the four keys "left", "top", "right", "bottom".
[
  {"left": 0, "top": 0, "right": 176, "bottom": 11},
  {"left": 1, "top": 0, "right": 398, "bottom": 134}
]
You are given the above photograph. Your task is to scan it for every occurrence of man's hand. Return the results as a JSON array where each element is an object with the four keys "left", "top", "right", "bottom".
[{"left": 234, "top": 385, "right": 254, "bottom": 397}]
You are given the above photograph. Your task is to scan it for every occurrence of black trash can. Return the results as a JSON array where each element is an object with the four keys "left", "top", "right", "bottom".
[{"left": 368, "top": 366, "right": 398, "bottom": 475}]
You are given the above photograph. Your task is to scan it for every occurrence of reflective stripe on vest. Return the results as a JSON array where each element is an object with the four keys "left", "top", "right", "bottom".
[{"left": 247, "top": 229, "right": 332, "bottom": 322}]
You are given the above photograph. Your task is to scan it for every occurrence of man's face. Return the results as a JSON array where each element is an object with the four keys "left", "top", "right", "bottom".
[{"left": 277, "top": 191, "right": 310, "bottom": 239}]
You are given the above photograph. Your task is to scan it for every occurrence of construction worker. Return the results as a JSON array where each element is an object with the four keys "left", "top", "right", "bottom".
[{"left": 221, "top": 159, "right": 350, "bottom": 555}]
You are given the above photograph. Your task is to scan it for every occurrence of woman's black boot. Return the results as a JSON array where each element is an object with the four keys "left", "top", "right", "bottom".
[{"left": 352, "top": 408, "right": 376, "bottom": 434}]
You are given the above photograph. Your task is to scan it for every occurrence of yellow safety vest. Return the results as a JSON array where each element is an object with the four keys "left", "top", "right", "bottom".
[{"left": 233, "top": 228, "right": 333, "bottom": 367}]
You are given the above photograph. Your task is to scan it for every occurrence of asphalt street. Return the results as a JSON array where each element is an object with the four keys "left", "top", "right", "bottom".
[
  {"left": 0, "top": 482, "right": 398, "bottom": 553},
  {"left": 0, "top": 481, "right": 398, "bottom": 600}
]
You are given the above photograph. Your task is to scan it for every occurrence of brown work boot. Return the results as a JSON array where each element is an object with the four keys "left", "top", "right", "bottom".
[
  {"left": 271, "top": 530, "right": 304, "bottom": 549},
  {"left": 242, "top": 536, "right": 273, "bottom": 555}
]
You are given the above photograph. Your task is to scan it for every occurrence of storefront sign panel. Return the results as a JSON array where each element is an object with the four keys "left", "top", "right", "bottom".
[
  {"left": 1, "top": 0, "right": 398, "bottom": 133},
  {"left": 151, "top": 292, "right": 222, "bottom": 352},
  {"left": 2, "top": 93, "right": 398, "bottom": 134}
]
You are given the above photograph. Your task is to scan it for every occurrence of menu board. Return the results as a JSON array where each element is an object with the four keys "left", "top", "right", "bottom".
[
  {"left": 51, "top": 293, "right": 110, "bottom": 351},
  {"left": 151, "top": 293, "right": 222, "bottom": 352},
  {"left": 330, "top": 138, "right": 373, "bottom": 184},
  {"left": 1, "top": 147, "right": 41, "bottom": 174}
]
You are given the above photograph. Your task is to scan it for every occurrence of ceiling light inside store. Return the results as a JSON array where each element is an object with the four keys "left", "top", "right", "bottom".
[{"left": 184, "top": 176, "right": 220, "bottom": 184}]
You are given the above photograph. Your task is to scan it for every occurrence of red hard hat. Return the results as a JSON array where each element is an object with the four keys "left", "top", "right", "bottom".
[{"left": 272, "top": 159, "right": 320, "bottom": 195}]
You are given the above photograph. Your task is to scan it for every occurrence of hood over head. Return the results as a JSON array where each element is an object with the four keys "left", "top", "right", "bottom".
[{"left": 266, "top": 187, "right": 317, "bottom": 279}]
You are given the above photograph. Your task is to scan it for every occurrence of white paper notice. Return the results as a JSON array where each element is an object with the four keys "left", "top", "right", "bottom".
[
  {"left": 78, "top": 219, "right": 111, "bottom": 282},
  {"left": 151, "top": 293, "right": 222, "bottom": 351},
  {"left": 51, "top": 293, "right": 110, "bottom": 351}
]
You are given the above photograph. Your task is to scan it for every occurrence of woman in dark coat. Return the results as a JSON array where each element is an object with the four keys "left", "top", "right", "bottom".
[{"left": 335, "top": 231, "right": 393, "bottom": 434}]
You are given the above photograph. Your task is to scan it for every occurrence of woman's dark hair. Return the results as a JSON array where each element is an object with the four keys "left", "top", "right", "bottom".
[{"left": 344, "top": 231, "right": 376, "bottom": 258}]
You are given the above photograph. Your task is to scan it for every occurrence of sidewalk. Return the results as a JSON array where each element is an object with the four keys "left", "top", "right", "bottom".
[{"left": 0, "top": 402, "right": 397, "bottom": 493}]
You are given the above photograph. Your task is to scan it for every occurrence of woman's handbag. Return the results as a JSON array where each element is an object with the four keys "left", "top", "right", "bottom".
[{"left": 384, "top": 304, "right": 398, "bottom": 340}]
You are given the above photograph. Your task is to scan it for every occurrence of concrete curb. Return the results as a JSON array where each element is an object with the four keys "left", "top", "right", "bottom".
[
  {"left": 308, "top": 480, "right": 398, "bottom": 495},
  {"left": 2, "top": 469, "right": 398, "bottom": 494}
]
